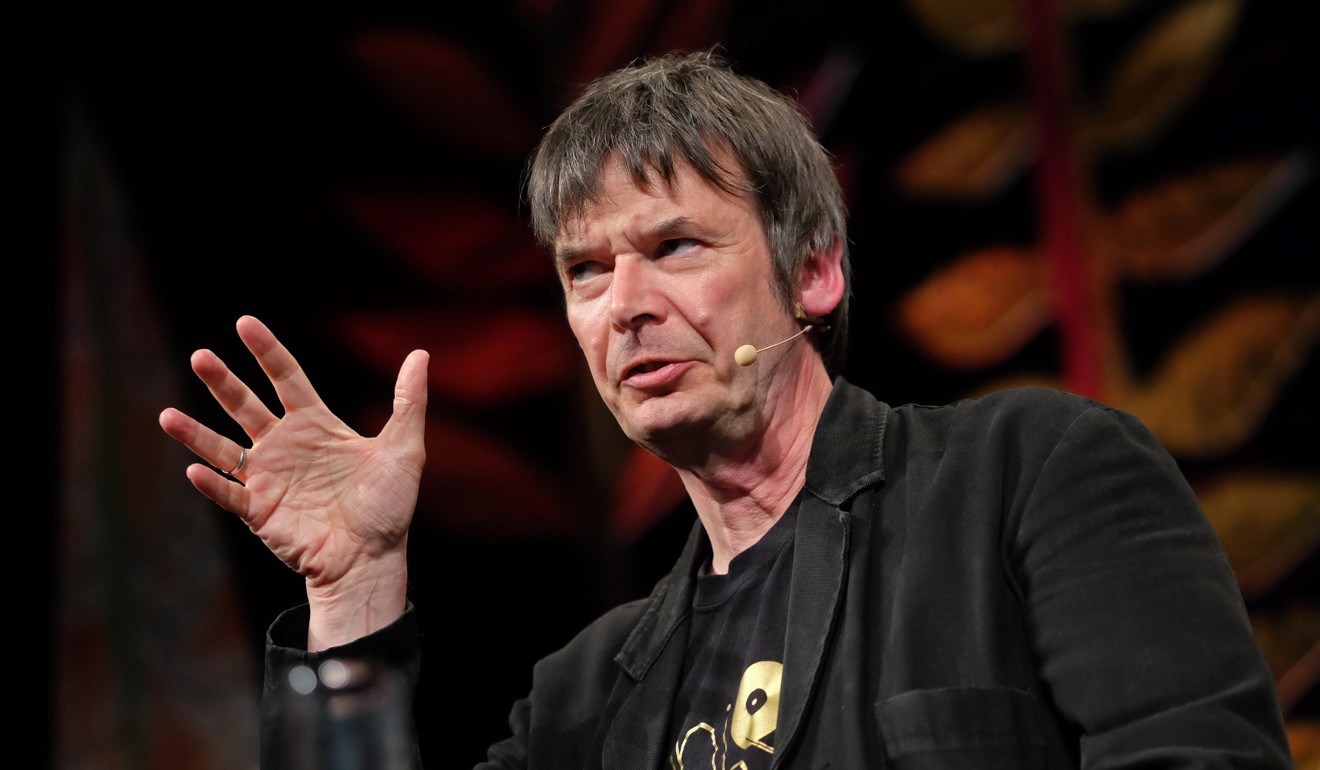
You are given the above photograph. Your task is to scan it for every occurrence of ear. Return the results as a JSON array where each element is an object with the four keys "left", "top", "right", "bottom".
[{"left": 796, "top": 236, "right": 845, "bottom": 320}]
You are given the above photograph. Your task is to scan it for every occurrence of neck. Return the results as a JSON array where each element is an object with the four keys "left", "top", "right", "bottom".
[{"left": 676, "top": 354, "right": 834, "bottom": 574}]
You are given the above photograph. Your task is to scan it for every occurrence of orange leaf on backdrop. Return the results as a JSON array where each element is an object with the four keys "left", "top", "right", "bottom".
[
  {"left": 897, "top": 246, "right": 1052, "bottom": 369},
  {"left": 903, "top": 0, "right": 1021, "bottom": 56},
  {"left": 1249, "top": 604, "right": 1320, "bottom": 713},
  {"left": 1086, "top": 0, "right": 1241, "bottom": 149},
  {"left": 905, "top": 0, "right": 1133, "bottom": 57},
  {"left": 894, "top": 103, "right": 1029, "bottom": 200},
  {"left": 1121, "top": 292, "right": 1320, "bottom": 458},
  {"left": 1198, "top": 471, "right": 1320, "bottom": 599},
  {"left": 1110, "top": 153, "right": 1312, "bottom": 282}
]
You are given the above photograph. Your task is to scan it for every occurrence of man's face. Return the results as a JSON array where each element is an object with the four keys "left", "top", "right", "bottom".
[{"left": 554, "top": 156, "right": 800, "bottom": 456}]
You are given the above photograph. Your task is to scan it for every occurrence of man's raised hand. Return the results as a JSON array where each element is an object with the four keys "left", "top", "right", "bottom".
[{"left": 158, "top": 315, "right": 428, "bottom": 649}]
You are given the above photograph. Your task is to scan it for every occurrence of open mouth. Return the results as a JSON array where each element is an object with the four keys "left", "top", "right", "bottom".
[{"left": 625, "top": 360, "right": 673, "bottom": 379}]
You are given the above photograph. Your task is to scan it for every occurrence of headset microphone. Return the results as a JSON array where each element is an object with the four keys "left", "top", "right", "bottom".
[{"left": 734, "top": 325, "right": 814, "bottom": 366}]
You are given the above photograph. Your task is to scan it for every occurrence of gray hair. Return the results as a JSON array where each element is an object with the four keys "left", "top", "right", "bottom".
[{"left": 526, "top": 50, "right": 851, "bottom": 372}]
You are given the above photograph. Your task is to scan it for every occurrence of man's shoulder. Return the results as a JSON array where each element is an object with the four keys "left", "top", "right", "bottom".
[
  {"left": 903, "top": 385, "right": 1099, "bottom": 418},
  {"left": 835, "top": 378, "right": 1103, "bottom": 429},
  {"left": 814, "top": 380, "right": 1122, "bottom": 500},
  {"left": 892, "top": 385, "right": 1113, "bottom": 441},
  {"left": 877, "top": 385, "right": 1152, "bottom": 480}
]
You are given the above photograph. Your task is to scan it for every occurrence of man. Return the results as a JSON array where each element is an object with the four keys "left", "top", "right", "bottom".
[{"left": 160, "top": 52, "right": 1291, "bottom": 768}]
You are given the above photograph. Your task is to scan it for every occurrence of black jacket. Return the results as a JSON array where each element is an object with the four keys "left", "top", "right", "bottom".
[{"left": 267, "top": 380, "right": 1291, "bottom": 769}]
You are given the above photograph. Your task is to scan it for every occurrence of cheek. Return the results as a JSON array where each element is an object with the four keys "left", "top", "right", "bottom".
[
  {"left": 567, "top": 310, "right": 610, "bottom": 375},
  {"left": 569, "top": 321, "right": 597, "bottom": 355},
  {"left": 688, "top": 274, "right": 762, "bottom": 337},
  {"left": 683, "top": 277, "right": 736, "bottom": 327}
]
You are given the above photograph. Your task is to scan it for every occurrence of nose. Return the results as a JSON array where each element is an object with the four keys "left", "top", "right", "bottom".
[{"left": 609, "top": 254, "right": 665, "bottom": 331}]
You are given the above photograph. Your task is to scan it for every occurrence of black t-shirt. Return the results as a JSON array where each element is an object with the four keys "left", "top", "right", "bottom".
[{"left": 665, "top": 495, "right": 800, "bottom": 769}]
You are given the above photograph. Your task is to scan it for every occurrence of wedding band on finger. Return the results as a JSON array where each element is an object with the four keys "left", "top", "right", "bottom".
[{"left": 223, "top": 447, "right": 247, "bottom": 478}]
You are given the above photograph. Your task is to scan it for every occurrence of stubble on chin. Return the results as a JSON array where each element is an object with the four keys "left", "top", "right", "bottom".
[{"left": 617, "top": 381, "right": 766, "bottom": 469}]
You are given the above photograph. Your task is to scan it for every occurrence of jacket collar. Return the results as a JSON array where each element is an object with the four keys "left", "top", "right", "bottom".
[
  {"left": 604, "top": 517, "right": 702, "bottom": 765},
  {"left": 777, "top": 378, "right": 889, "bottom": 763},
  {"left": 804, "top": 377, "right": 890, "bottom": 506},
  {"left": 607, "top": 378, "right": 891, "bottom": 766},
  {"left": 614, "top": 378, "right": 889, "bottom": 676},
  {"left": 614, "top": 519, "right": 704, "bottom": 680}
]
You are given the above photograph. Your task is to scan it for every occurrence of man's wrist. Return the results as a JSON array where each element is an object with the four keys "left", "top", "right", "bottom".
[{"left": 304, "top": 551, "right": 408, "bottom": 651}]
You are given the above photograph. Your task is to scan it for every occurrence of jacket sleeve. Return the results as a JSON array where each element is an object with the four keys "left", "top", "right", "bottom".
[
  {"left": 1009, "top": 404, "right": 1291, "bottom": 767},
  {"left": 262, "top": 602, "right": 424, "bottom": 769}
]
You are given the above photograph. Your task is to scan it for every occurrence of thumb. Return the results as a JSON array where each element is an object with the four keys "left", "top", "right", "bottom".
[{"left": 380, "top": 349, "right": 429, "bottom": 450}]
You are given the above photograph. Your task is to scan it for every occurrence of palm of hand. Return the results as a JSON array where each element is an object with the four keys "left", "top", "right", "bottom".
[
  {"left": 241, "top": 405, "right": 423, "bottom": 587},
  {"left": 160, "top": 316, "right": 429, "bottom": 590}
]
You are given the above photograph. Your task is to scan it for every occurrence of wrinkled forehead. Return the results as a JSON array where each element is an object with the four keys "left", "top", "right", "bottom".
[{"left": 553, "top": 148, "right": 752, "bottom": 244}]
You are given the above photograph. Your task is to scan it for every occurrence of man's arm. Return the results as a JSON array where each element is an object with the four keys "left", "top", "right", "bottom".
[
  {"left": 263, "top": 603, "right": 424, "bottom": 768},
  {"left": 1012, "top": 403, "right": 1291, "bottom": 766},
  {"left": 158, "top": 315, "right": 428, "bottom": 648}
]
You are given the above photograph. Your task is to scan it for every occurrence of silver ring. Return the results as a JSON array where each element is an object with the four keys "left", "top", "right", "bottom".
[{"left": 224, "top": 447, "right": 247, "bottom": 477}]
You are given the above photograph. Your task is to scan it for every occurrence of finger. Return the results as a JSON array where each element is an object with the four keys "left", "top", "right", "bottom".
[
  {"left": 185, "top": 463, "right": 251, "bottom": 520},
  {"left": 235, "top": 315, "right": 324, "bottom": 413},
  {"left": 190, "top": 349, "right": 280, "bottom": 439},
  {"left": 379, "top": 349, "right": 429, "bottom": 451},
  {"left": 160, "top": 407, "right": 252, "bottom": 481}
]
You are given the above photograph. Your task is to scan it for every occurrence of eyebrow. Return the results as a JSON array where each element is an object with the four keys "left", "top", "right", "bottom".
[
  {"left": 554, "top": 216, "right": 700, "bottom": 268},
  {"left": 554, "top": 245, "right": 586, "bottom": 269},
  {"left": 651, "top": 216, "right": 699, "bottom": 241}
]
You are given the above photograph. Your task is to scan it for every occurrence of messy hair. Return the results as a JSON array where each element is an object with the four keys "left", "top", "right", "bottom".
[{"left": 526, "top": 50, "right": 851, "bottom": 371}]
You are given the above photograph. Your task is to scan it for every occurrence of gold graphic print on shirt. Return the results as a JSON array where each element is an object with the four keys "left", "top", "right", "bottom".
[{"left": 670, "top": 661, "right": 783, "bottom": 770}]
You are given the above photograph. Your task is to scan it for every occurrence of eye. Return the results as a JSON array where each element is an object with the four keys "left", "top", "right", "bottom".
[
  {"left": 566, "top": 260, "right": 606, "bottom": 283},
  {"left": 657, "top": 238, "right": 699, "bottom": 257}
]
